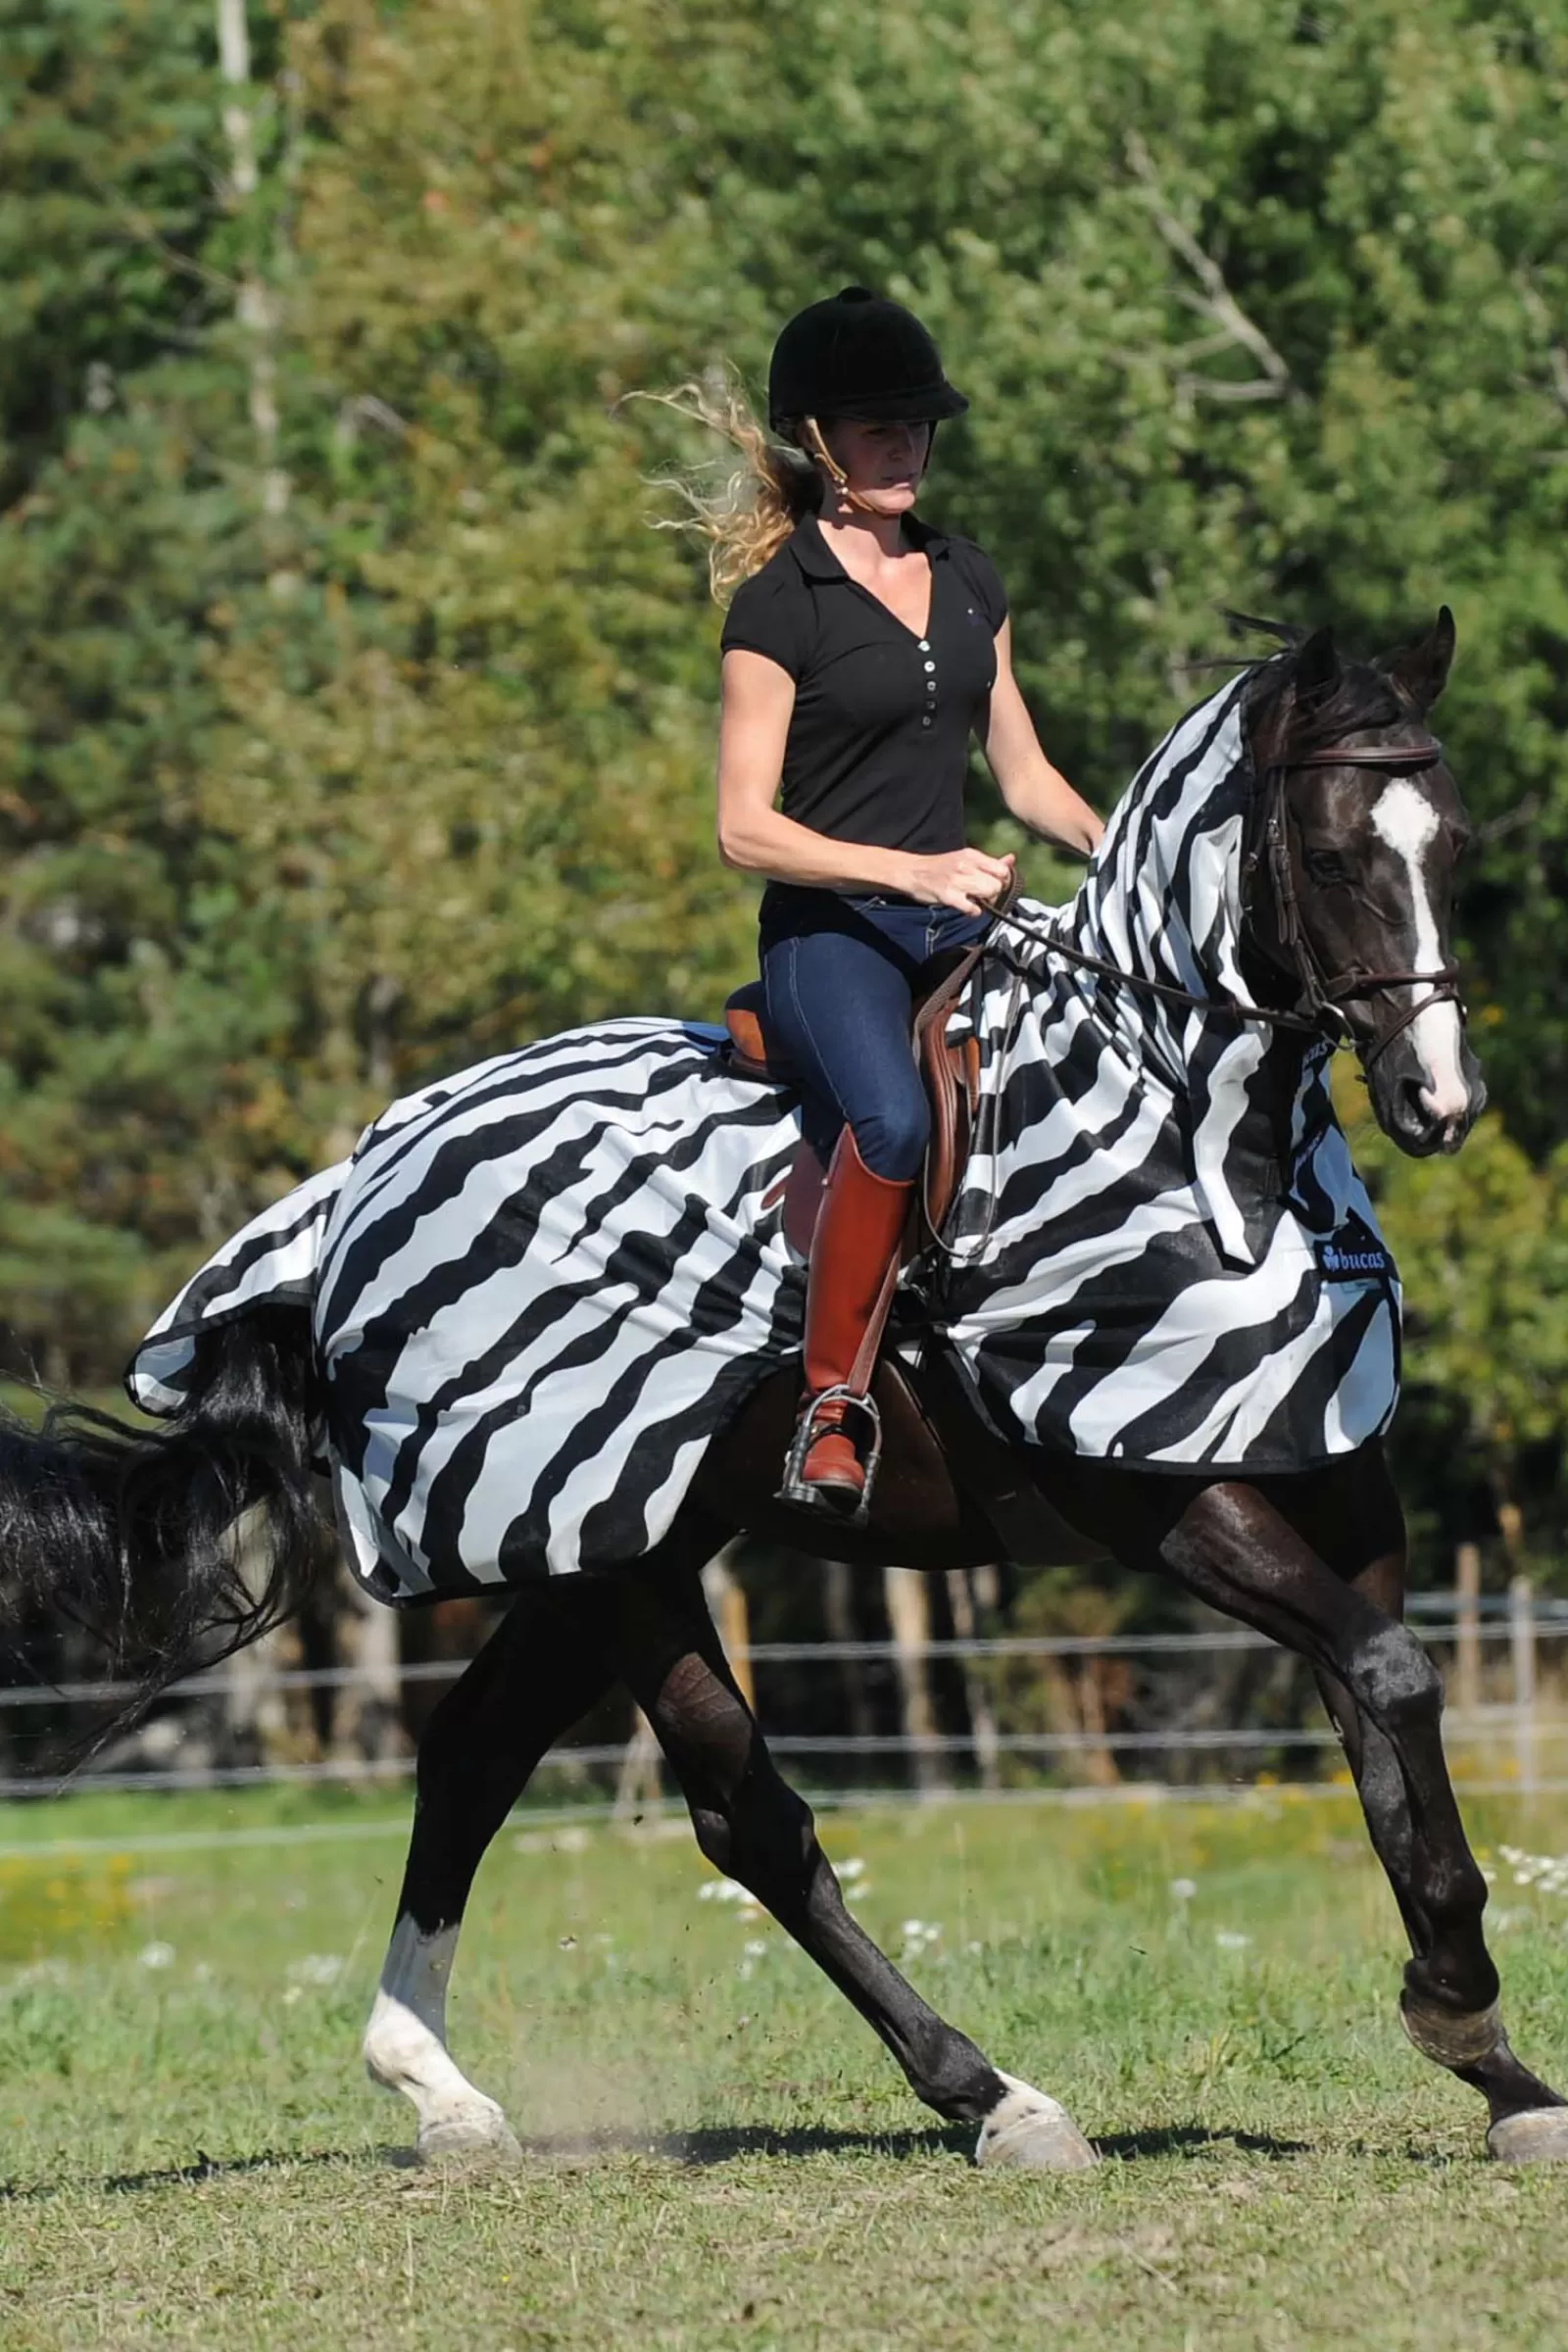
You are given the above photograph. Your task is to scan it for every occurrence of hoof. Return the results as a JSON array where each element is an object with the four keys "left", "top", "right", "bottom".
[
  {"left": 415, "top": 2106, "right": 523, "bottom": 2167},
  {"left": 975, "top": 2072, "right": 1098, "bottom": 2174},
  {"left": 1488, "top": 2108, "right": 1568, "bottom": 2167}
]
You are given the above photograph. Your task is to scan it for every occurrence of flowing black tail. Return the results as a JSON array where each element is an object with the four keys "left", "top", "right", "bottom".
[{"left": 0, "top": 1305, "right": 328, "bottom": 1740}]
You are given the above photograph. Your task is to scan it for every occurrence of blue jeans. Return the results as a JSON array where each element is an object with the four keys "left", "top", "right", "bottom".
[{"left": 759, "top": 891, "right": 990, "bottom": 1180}]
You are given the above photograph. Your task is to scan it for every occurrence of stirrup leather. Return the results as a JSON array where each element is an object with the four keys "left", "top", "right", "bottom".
[{"left": 780, "top": 1384, "right": 885, "bottom": 1526}]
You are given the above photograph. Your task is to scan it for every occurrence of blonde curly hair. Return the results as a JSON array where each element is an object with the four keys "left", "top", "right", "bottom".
[{"left": 632, "top": 368, "right": 822, "bottom": 606}]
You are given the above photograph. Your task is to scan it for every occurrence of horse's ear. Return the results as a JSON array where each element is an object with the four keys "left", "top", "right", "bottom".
[
  {"left": 1380, "top": 607, "right": 1456, "bottom": 712},
  {"left": 1294, "top": 626, "right": 1339, "bottom": 703}
]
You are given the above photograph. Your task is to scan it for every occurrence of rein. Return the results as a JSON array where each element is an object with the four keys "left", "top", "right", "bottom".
[
  {"left": 921, "top": 723, "right": 1462, "bottom": 1270},
  {"left": 991, "top": 906, "right": 1323, "bottom": 1034},
  {"left": 990, "top": 732, "right": 1462, "bottom": 1064}
]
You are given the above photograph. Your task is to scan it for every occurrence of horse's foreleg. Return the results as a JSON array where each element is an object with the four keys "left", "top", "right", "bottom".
[
  {"left": 1286, "top": 1459, "right": 1568, "bottom": 2160},
  {"left": 607, "top": 1545, "right": 1096, "bottom": 2171},
  {"left": 1075, "top": 1452, "right": 1568, "bottom": 2162},
  {"left": 364, "top": 1584, "right": 615, "bottom": 2161}
]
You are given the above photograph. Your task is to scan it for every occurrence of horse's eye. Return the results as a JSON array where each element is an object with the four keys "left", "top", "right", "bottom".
[{"left": 1303, "top": 847, "right": 1351, "bottom": 886}]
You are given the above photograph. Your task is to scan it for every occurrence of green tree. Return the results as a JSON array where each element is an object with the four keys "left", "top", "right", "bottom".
[{"left": 7, "top": 0, "right": 1568, "bottom": 1457}]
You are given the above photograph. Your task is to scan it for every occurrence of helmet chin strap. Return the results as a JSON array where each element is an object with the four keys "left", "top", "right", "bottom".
[{"left": 802, "top": 416, "right": 906, "bottom": 518}]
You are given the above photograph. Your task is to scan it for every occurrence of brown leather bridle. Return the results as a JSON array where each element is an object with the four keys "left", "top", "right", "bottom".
[
  {"left": 1244, "top": 734, "right": 1463, "bottom": 1067},
  {"left": 994, "top": 731, "right": 1464, "bottom": 1070}
]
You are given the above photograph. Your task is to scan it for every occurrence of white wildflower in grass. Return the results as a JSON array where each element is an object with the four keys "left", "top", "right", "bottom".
[
  {"left": 899, "top": 1920, "right": 942, "bottom": 1961},
  {"left": 1497, "top": 1845, "right": 1568, "bottom": 1898},
  {"left": 1214, "top": 1931, "right": 1251, "bottom": 1952},
  {"left": 137, "top": 1941, "right": 175, "bottom": 1971},
  {"left": 743, "top": 1938, "right": 767, "bottom": 1959},
  {"left": 286, "top": 1953, "right": 344, "bottom": 1987},
  {"left": 1169, "top": 1878, "right": 1198, "bottom": 1903},
  {"left": 515, "top": 1822, "right": 591, "bottom": 1856},
  {"left": 697, "top": 1877, "right": 760, "bottom": 1919},
  {"left": 836, "top": 1858, "right": 867, "bottom": 1884}
]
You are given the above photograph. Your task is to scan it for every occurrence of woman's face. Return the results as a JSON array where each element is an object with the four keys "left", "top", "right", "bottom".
[{"left": 818, "top": 417, "right": 933, "bottom": 514}]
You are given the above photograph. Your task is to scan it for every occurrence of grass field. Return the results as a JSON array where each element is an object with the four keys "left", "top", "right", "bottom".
[{"left": 1, "top": 1784, "right": 1566, "bottom": 2350}]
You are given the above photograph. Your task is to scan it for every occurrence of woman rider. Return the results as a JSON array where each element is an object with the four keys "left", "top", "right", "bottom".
[{"left": 688, "top": 287, "right": 1102, "bottom": 1511}]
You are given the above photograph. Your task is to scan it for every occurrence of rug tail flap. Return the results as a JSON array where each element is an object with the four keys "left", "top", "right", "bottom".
[{"left": 125, "top": 1158, "right": 351, "bottom": 1416}]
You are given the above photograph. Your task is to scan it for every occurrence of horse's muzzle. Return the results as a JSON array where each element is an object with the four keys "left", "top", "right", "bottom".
[{"left": 1370, "top": 1046, "right": 1486, "bottom": 1158}]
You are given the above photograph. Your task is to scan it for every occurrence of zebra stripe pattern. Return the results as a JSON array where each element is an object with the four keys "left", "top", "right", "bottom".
[
  {"left": 128, "top": 678, "right": 1399, "bottom": 1597},
  {"left": 942, "top": 676, "right": 1399, "bottom": 1464}
]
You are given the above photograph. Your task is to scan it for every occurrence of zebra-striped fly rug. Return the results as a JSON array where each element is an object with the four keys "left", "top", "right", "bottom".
[{"left": 128, "top": 676, "right": 1399, "bottom": 1599}]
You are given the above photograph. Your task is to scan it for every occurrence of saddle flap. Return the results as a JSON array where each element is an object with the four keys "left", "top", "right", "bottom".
[
  {"left": 914, "top": 956, "right": 985, "bottom": 1238},
  {"left": 726, "top": 937, "right": 988, "bottom": 1240},
  {"left": 761, "top": 1138, "right": 830, "bottom": 1256}
]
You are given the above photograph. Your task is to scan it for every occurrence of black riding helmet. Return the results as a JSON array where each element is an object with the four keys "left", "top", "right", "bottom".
[{"left": 767, "top": 285, "right": 968, "bottom": 431}]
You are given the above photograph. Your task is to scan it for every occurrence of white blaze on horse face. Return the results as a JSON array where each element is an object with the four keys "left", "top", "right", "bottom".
[{"left": 1369, "top": 779, "right": 1469, "bottom": 1124}]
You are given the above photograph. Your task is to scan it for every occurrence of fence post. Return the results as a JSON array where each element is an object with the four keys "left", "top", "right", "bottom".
[
  {"left": 1454, "top": 1541, "right": 1483, "bottom": 1718},
  {"left": 329, "top": 1565, "right": 406, "bottom": 1769},
  {"left": 224, "top": 1505, "right": 294, "bottom": 1769},
  {"left": 945, "top": 1567, "right": 1001, "bottom": 1791},
  {"left": 821, "top": 1557, "right": 876, "bottom": 1742},
  {"left": 1510, "top": 1574, "right": 1538, "bottom": 1795},
  {"left": 884, "top": 1565, "right": 947, "bottom": 1797},
  {"left": 612, "top": 1708, "right": 662, "bottom": 1820}
]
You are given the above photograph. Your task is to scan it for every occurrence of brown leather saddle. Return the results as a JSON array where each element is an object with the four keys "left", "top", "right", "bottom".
[
  {"left": 703, "top": 929, "right": 1098, "bottom": 1564},
  {"left": 719, "top": 944, "right": 987, "bottom": 1258}
]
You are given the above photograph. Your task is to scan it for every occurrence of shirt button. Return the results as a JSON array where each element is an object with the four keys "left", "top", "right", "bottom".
[
  {"left": 917, "top": 640, "right": 931, "bottom": 653},
  {"left": 921, "top": 716, "right": 933, "bottom": 728},
  {"left": 923, "top": 660, "right": 936, "bottom": 672}
]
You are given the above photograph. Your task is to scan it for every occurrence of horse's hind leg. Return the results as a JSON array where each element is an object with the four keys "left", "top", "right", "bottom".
[
  {"left": 363, "top": 1584, "right": 615, "bottom": 2161},
  {"left": 606, "top": 1521, "right": 1097, "bottom": 2171}
]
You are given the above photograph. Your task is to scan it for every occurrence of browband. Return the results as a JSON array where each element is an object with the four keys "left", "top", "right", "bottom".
[{"left": 1288, "top": 738, "right": 1444, "bottom": 771}]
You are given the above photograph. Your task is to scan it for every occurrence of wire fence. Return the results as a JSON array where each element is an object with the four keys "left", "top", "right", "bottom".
[{"left": 4, "top": 1587, "right": 1566, "bottom": 1803}]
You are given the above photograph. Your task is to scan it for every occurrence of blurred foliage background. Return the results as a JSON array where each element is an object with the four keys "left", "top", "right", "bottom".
[{"left": 4, "top": 0, "right": 1568, "bottom": 1592}]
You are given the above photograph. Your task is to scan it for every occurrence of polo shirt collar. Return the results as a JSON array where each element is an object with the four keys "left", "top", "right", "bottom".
[{"left": 787, "top": 514, "right": 951, "bottom": 583}]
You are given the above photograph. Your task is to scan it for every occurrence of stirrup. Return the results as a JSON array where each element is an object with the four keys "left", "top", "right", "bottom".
[{"left": 778, "top": 1384, "right": 884, "bottom": 1527}]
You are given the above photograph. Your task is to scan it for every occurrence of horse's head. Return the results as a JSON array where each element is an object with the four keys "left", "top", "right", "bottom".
[{"left": 1243, "top": 609, "right": 1484, "bottom": 1158}]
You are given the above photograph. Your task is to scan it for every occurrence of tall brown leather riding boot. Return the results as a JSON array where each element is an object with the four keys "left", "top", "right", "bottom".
[{"left": 783, "top": 1129, "right": 913, "bottom": 1513}]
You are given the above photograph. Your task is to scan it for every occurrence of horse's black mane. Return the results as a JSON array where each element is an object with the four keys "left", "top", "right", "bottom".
[{"left": 1223, "top": 611, "right": 1409, "bottom": 756}]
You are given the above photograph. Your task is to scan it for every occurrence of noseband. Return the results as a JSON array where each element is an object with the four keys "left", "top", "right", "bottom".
[{"left": 1246, "top": 735, "right": 1464, "bottom": 1067}]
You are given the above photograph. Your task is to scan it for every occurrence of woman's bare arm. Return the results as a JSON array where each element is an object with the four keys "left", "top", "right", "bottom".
[
  {"left": 981, "top": 621, "right": 1103, "bottom": 858},
  {"left": 717, "top": 650, "right": 1014, "bottom": 913}
]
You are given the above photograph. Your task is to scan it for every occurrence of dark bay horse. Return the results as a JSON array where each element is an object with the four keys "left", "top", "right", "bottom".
[{"left": 5, "top": 612, "right": 1565, "bottom": 2172}]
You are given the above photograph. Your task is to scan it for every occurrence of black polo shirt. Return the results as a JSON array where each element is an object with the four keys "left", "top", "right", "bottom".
[{"left": 720, "top": 514, "right": 1007, "bottom": 882}]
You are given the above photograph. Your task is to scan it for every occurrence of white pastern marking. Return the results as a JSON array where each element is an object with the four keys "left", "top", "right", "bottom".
[
  {"left": 1370, "top": 780, "right": 1468, "bottom": 1122},
  {"left": 363, "top": 1916, "right": 503, "bottom": 2136}
]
